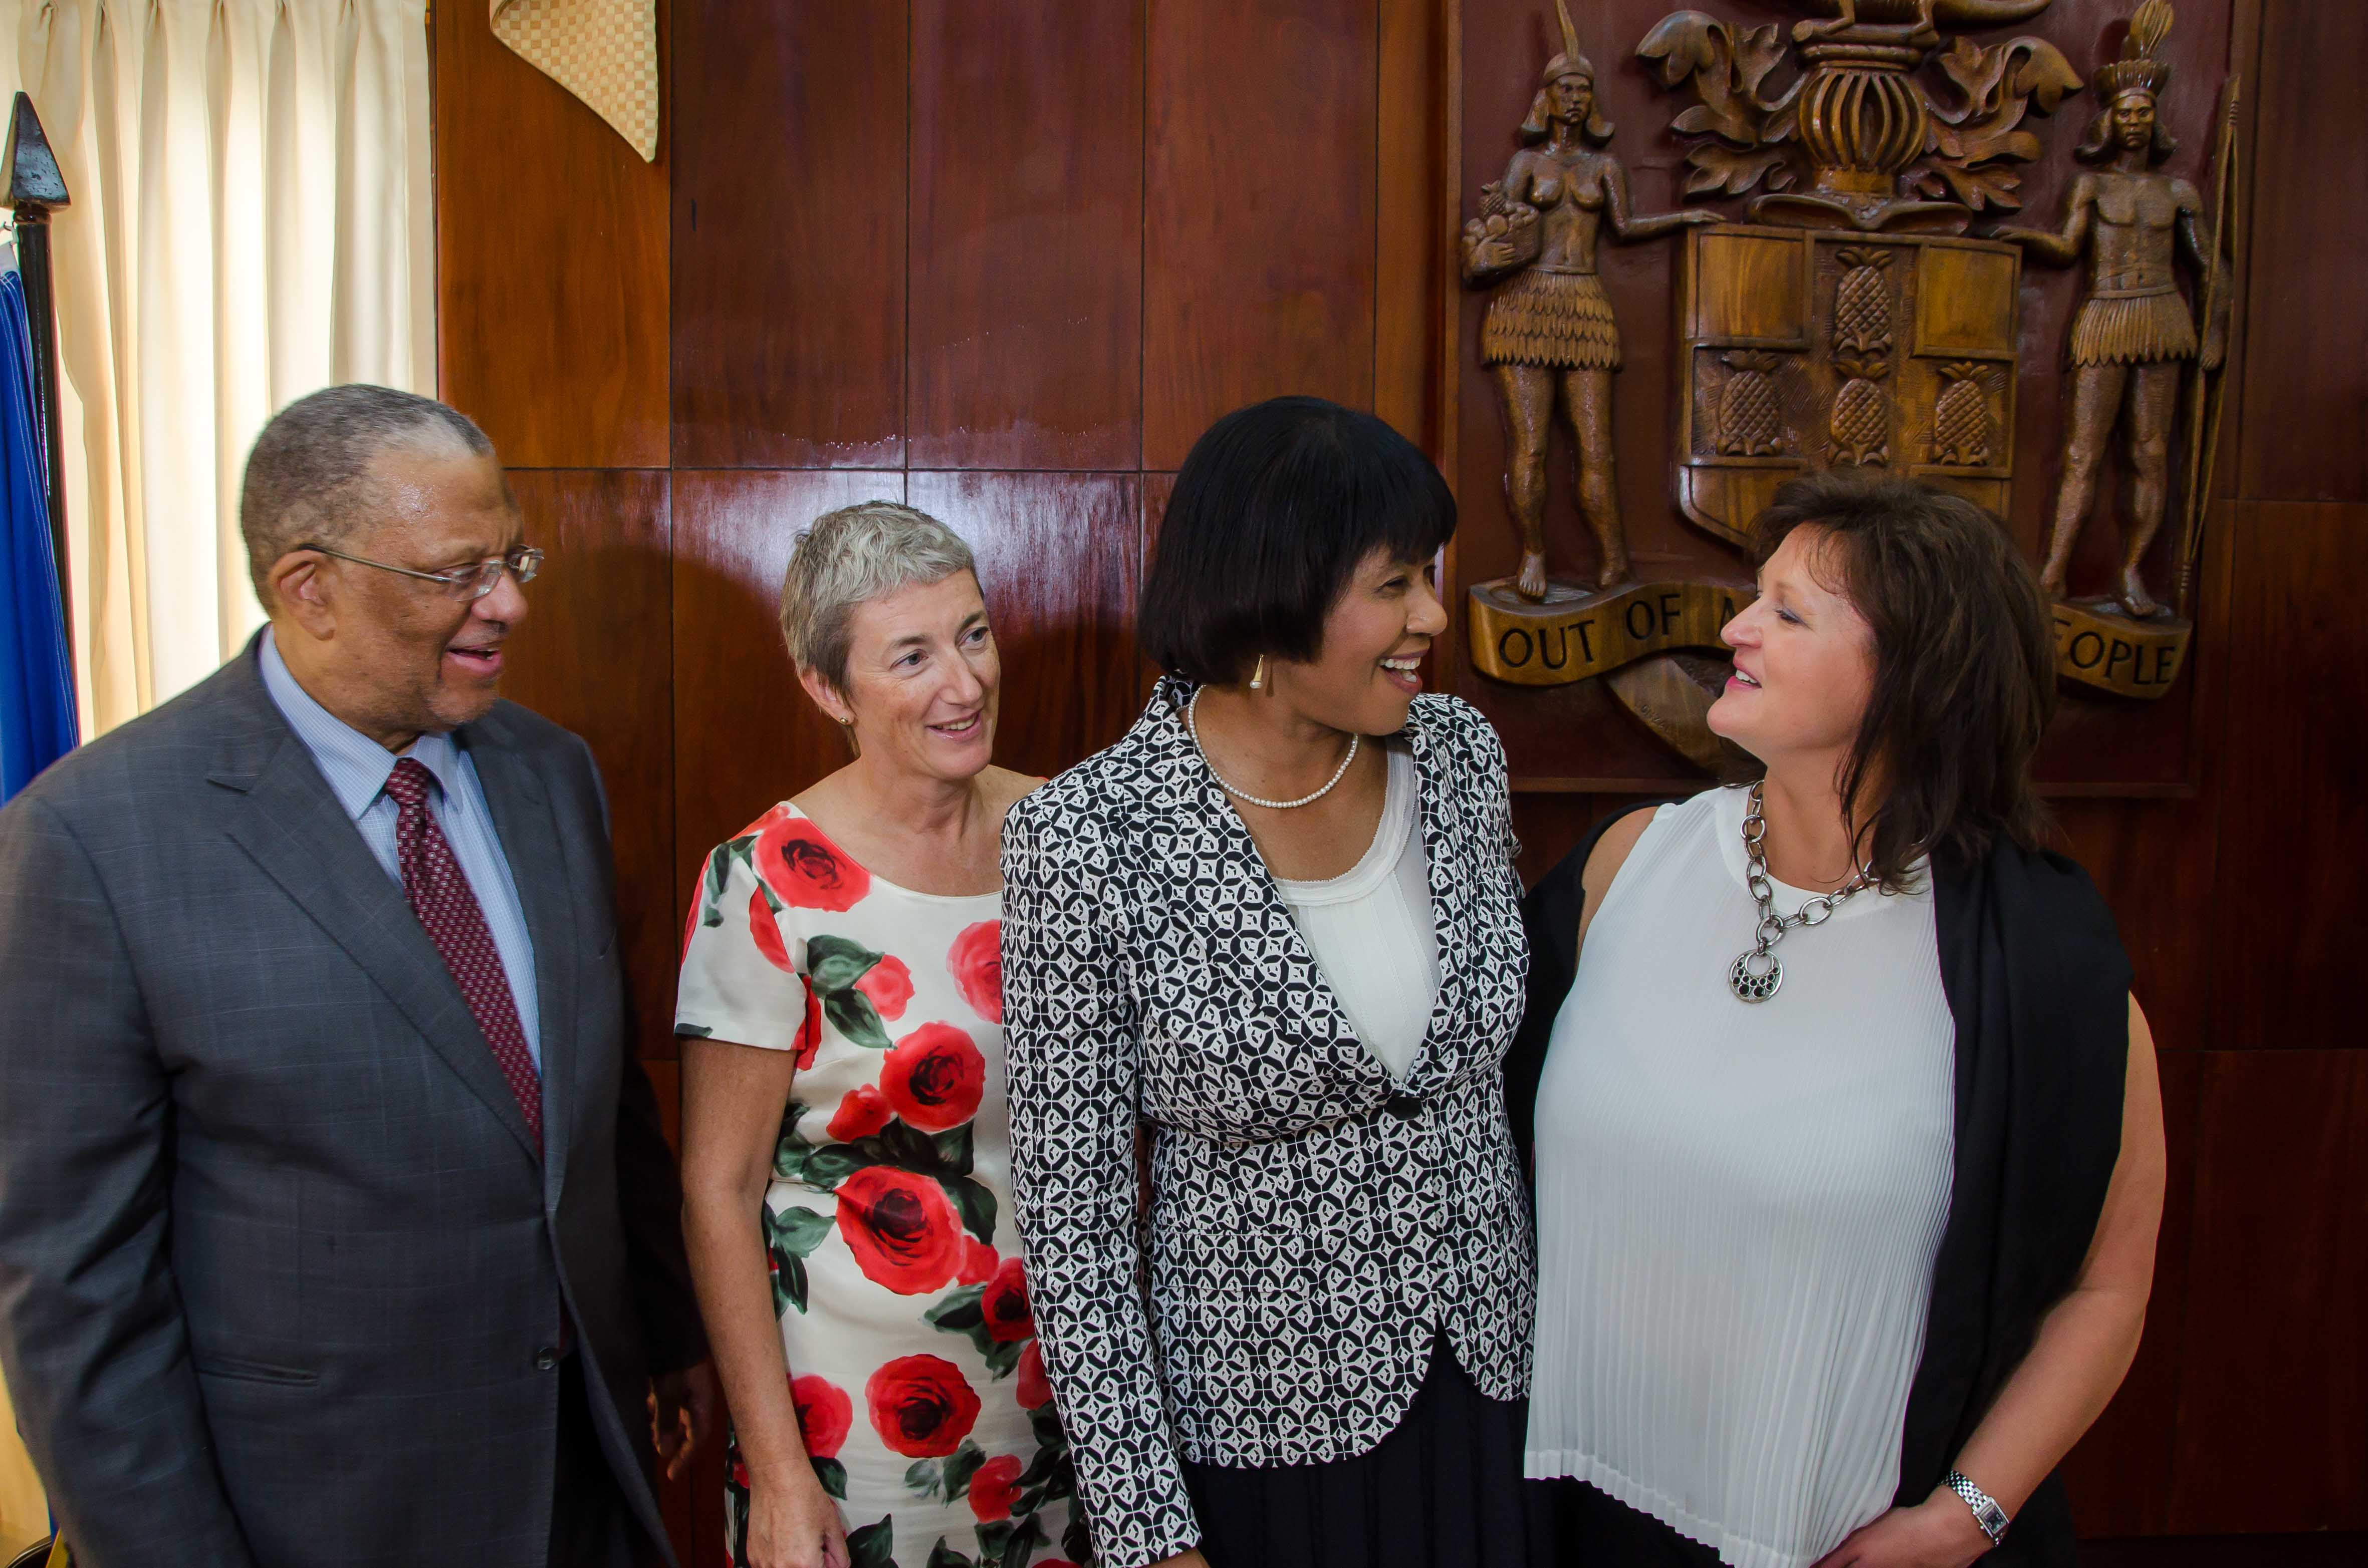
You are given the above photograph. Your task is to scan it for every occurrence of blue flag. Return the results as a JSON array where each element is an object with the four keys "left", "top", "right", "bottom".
[{"left": 0, "top": 266, "right": 76, "bottom": 800}]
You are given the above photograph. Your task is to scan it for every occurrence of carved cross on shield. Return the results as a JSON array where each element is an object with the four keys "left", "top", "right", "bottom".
[{"left": 1674, "top": 223, "right": 2023, "bottom": 548}]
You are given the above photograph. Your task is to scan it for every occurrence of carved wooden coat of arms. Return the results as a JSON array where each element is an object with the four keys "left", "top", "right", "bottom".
[{"left": 1463, "top": 0, "right": 2235, "bottom": 753}]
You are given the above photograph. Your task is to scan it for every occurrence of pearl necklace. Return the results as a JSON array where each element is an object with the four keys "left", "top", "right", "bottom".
[{"left": 1186, "top": 686, "right": 1361, "bottom": 811}]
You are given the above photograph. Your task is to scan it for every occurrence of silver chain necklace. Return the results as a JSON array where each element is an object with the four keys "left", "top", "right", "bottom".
[
  {"left": 1729, "top": 781, "right": 1878, "bottom": 1003},
  {"left": 1186, "top": 686, "right": 1361, "bottom": 811}
]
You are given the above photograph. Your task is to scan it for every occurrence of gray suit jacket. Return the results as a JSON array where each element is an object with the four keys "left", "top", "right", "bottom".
[{"left": 0, "top": 639, "right": 706, "bottom": 1567}]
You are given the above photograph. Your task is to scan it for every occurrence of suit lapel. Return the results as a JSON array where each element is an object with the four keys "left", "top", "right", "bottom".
[
  {"left": 1396, "top": 711, "right": 1459, "bottom": 1096},
  {"left": 465, "top": 720, "right": 581, "bottom": 1199},
  {"left": 1150, "top": 678, "right": 1425, "bottom": 1090},
  {"left": 217, "top": 728, "right": 544, "bottom": 1165}
]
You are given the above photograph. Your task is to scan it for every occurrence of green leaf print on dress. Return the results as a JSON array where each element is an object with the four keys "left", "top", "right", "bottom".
[
  {"left": 699, "top": 834, "right": 759, "bottom": 928},
  {"left": 809, "top": 932, "right": 893, "bottom": 1048},
  {"left": 763, "top": 1201, "right": 832, "bottom": 1316}
]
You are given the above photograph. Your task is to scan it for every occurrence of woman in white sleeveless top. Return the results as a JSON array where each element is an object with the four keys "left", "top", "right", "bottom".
[{"left": 1515, "top": 472, "right": 2166, "bottom": 1568}]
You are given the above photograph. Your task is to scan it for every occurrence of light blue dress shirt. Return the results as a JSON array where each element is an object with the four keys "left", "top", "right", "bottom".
[{"left": 259, "top": 628, "right": 543, "bottom": 1068}]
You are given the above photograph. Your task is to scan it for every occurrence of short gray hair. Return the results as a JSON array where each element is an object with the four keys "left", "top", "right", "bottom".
[
  {"left": 779, "top": 500, "right": 978, "bottom": 692},
  {"left": 239, "top": 384, "right": 496, "bottom": 606}
]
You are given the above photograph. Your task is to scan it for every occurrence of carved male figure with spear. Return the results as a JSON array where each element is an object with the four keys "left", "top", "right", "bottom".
[{"left": 1993, "top": 0, "right": 2231, "bottom": 620}]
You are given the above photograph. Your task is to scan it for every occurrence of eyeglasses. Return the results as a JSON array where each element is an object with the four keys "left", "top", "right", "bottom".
[{"left": 301, "top": 542, "right": 545, "bottom": 602}]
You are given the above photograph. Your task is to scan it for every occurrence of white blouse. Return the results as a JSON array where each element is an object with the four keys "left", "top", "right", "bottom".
[
  {"left": 1526, "top": 786, "right": 1956, "bottom": 1568},
  {"left": 1273, "top": 743, "right": 1438, "bottom": 1080}
]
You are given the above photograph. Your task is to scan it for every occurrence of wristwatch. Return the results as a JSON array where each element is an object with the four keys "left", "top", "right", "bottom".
[{"left": 1946, "top": 1471, "right": 2011, "bottom": 1546}]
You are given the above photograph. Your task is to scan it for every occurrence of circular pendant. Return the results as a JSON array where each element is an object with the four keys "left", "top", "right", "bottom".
[{"left": 1729, "top": 949, "right": 1782, "bottom": 1003}]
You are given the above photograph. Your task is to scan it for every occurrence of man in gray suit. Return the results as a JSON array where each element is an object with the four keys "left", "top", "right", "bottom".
[{"left": 0, "top": 386, "right": 715, "bottom": 1567}]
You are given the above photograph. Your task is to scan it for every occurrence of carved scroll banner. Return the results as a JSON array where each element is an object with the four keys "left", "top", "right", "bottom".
[
  {"left": 1675, "top": 224, "right": 2021, "bottom": 549},
  {"left": 1468, "top": 579, "right": 1752, "bottom": 686},
  {"left": 2052, "top": 599, "right": 2191, "bottom": 698}
]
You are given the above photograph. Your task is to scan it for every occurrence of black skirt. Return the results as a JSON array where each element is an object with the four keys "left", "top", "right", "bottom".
[
  {"left": 1548, "top": 1479, "right": 1724, "bottom": 1567},
  {"left": 1180, "top": 1336, "right": 1550, "bottom": 1568}
]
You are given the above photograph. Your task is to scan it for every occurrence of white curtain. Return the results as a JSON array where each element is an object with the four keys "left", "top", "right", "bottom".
[{"left": 5, "top": 0, "right": 432, "bottom": 733}]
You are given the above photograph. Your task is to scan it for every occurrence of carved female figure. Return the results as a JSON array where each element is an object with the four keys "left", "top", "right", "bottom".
[
  {"left": 1995, "top": 0, "right": 2224, "bottom": 618},
  {"left": 1463, "top": 3, "right": 1714, "bottom": 601}
]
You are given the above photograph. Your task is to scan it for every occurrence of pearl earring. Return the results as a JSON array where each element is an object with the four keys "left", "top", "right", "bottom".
[{"left": 1249, "top": 654, "right": 1266, "bottom": 691}]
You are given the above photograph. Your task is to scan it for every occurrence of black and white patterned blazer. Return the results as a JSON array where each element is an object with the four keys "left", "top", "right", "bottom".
[{"left": 1001, "top": 678, "right": 1535, "bottom": 1568}]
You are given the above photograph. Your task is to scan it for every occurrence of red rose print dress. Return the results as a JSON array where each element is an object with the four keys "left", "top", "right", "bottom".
[{"left": 677, "top": 805, "right": 1084, "bottom": 1568}]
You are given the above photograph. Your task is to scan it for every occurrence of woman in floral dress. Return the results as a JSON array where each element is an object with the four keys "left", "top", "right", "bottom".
[{"left": 677, "top": 501, "right": 1079, "bottom": 1568}]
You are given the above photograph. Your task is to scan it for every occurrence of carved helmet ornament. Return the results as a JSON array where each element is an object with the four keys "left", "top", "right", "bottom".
[
  {"left": 1641, "top": 0, "right": 2079, "bottom": 232},
  {"left": 1791, "top": 0, "right": 2054, "bottom": 23}
]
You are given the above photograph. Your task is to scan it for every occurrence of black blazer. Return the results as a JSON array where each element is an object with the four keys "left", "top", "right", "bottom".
[
  {"left": 1507, "top": 800, "right": 2132, "bottom": 1565},
  {"left": 0, "top": 641, "right": 706, "bottom": 1568}
]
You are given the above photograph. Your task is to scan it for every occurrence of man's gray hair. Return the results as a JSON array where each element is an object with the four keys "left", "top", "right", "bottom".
[
  {"left": 779, "top": 500, "right": 978, "bottom": 692},
  {"left": 239, "top": 384, "right": 496, "bottom": 605}
]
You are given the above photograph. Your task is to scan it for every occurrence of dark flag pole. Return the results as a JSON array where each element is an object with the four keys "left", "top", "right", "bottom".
[{"left": 3, "top": 92, "right": 72, "bottom": 630}]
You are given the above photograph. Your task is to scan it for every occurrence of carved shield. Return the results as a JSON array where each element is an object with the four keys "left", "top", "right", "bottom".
[{"left": 1674, "top": 224, "right": 2022, "bottom": 548}]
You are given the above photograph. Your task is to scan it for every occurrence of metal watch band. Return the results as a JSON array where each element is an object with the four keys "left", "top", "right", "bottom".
[{"left": 1946, "top": 1470, "right": 2012, "bottom": 1545}]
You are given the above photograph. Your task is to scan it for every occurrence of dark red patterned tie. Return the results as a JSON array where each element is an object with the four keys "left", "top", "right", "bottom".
[{"left": 384, "top": 757, "right": 543, "bottom": 1150}]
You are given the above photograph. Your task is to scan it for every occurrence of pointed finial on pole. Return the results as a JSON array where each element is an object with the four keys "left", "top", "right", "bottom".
[
  {"left": 3, "top": 93, "right": 69, "bottom": 212},
  {"left": 1, "top": 93, "right": 74, "bottom": 679}
]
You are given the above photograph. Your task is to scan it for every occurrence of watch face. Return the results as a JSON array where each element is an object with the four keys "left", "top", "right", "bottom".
[{"left": 1950, "top": 1474, "right": 2009, "bottom": 1542}]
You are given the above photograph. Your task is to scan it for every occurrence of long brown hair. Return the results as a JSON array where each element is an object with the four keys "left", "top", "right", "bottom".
[{"left": 1750, "top": 470, "right": 2056, "bottom": 887}]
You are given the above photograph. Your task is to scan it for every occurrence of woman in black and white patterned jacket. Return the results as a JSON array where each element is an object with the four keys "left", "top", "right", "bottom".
[{"left": 1001, "top": 397, "right": 1544, "bottom": 1568}]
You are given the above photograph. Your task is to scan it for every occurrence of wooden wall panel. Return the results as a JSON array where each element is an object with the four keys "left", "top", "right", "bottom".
[
  {"left": 496, "top": 471, "right": 676, "bottom": 1057},
  {"left": 2084, "top": 1535, "right": 2368, "bottom": 1568},
  {"left": 433, "top": 0, "right": 669, "bottom": 467},
  {"left": 670, "top": 1, "right": 907, "bottom": 468},
  {"left": 670, "top": 471, "right": 906, "bottom": 905},
  {"left": 2236, "top": 0, "right": 2368, "bottom": 502},
  {"left": 2054, "top": 798, "right": 2220, "bottom": 1054},
  {"left": 1141, "top": 470, "right": 1179, "bottom": 554},
  {"left": 1144, "top": 0, "right": 1379, "bottom": 467},
  {"left": 2207, "top": 503, "right": 2367, "bottom": 1053},
  {"left": 907, "top": 472, "right": 1147, "bottom": 777},
  {"left": 2170, "top": 1050, "right": 2368, "bottom": 1532},
  {"left": 907, "top": 1, "right": 1145, "bottom": 471},
  {"left": 1376, "top": 0, "right": 1451, "bottom": 454},
  {"left": 1139, "top": 473, "right": 1180, "bottom": 707}
]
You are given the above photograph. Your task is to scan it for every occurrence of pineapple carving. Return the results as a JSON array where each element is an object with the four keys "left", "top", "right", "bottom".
[
  {"left": 1716, "top": 352, "right": 1786, "bottom": 456},
  {"left": 1830, "top": 369, "right": 1890, "bottom": 467},
  {"left": 1826, "top": 247, "right": 1896, "bottom": 466},
  {"left": 1930, "top": 362, "right": 1992, "bottom": 467},
  {"left": 1831, "top": 248, "right": 1896, "bottom": 357}
]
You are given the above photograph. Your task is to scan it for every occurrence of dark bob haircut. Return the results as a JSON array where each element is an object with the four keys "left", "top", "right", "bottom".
[
  {"left": 1751, "top": 469, "right": 2055, "bottom": 888},
  {"left": 1139, "top": 396, "right": 1456, "bottom": 686}
]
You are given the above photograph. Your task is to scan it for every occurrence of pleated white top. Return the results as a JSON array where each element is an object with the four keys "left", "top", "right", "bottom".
[
  {"left": 1526, "top": 786, "right": 1956, "bottom": 1568},
  {"left": 1273, "top": 743, "right": 1438, "bottom": 1081}
]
